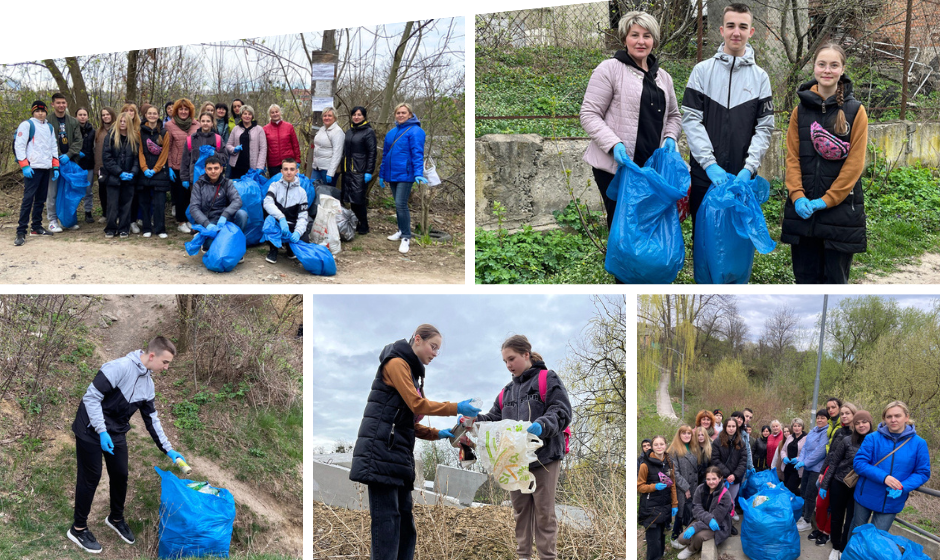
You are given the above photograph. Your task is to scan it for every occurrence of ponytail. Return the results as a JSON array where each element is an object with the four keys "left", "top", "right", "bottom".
[
  {"left": 502, "top": 334, "right": 542, "bottom": 364},
  {"left": 408, "top": 323, "right": 440, "bottom": 394},
  {"left": 834, "top": 82, "right": 848, "bottom": 135}
]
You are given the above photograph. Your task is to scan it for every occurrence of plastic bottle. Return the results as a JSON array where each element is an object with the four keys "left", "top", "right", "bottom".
[
  {"left": 470, "top": 397, "right": 484, "bottom": 411},
  {"left": 175, "top": 457, "right": 192, "bottom": 475}
]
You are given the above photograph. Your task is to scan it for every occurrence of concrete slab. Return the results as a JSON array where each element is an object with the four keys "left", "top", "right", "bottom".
[
  {"left": 434, "top": 465, "right": 487, "bottom": 506},
  {"left": 312, "top": 460, "right": 464, "bottom": 512}
]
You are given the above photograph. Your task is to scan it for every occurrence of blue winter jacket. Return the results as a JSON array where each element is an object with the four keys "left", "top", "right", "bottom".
[
  {"left": 379, "top": 115, "right": 425, "bottom": 183},
  {"left": 797, "top": 424, "right": 829, "bottom": 473},
  {"left": 853, "top": 423, "right": 930, "bottom": 514}
]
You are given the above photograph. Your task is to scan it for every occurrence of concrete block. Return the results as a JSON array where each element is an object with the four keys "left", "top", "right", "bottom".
[
  {"left": 701, "top": 539, "right": 717, "bottom": 560},
  {"left": 433, "top": 465, "right": 488, "bottom": 506}
]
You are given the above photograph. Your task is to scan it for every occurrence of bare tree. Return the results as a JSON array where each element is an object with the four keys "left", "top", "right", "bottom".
[{"left": 761, "top": 305, "right": 799, "bottom": 359}]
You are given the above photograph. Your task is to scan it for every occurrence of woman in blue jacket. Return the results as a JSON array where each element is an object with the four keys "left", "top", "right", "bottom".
[
  {"left": 378, "top": 102, "right": 427, "bottom": 255},
  {"left": 794, "top": 410, "right": 830, "bottom": 536},
  {"left": 851, "top": 401, "right": 930, "bottom": 533}
]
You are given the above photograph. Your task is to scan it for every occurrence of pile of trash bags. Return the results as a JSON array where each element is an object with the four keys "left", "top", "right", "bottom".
[
  {"left": 55, "top": 160, "right": 90, "bottom": 229},
  {"left": 842, "top": 523, "right": 932, "bottom": 560},
  {"left": 185, "top": 222, "right": 246, "bottom": 273},
  {"left": 471, "top": 420, "right": 543, "bottom": 494},
  {"left": 262, "top": 215, "right": 336, "bottom": 276},
  {"left": 155, "top": 467, "right": 235, "bottom": 559},
  {"left": 233, "top": 169, "right": 265, "bottom": 245},
  {"left": 739, "top": 479, "right": 804, "bottom": 560},
  {"left": 740, "top": 468, "right": 780, "bottom": 500}
]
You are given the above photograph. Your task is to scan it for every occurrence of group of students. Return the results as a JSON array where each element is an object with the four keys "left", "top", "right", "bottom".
[
  {"left": 349, "top": 329, "right": 572, "bottom": 560},
  {"left": 13, "top": 93, "right": 429, "bottom": 254},
  {"left": 639, "top": 399, "right": 931, "bottom": 560},
  {"left": 583, "top": 3, "right": 869, "bottom": 283}
]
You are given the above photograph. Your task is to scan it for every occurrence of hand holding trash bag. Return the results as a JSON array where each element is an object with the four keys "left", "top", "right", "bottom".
[
  {"left": 709, "top": 519, "right": 720, "bottom": 532},
  {"left": 217, "top": 216, "right": 227, "bottom": 228},
  {"left": 736, "top": 168, "right": 752, "bottom": 182},
  {"left": 526, "top": 422, "right": 542, "bottom": 437},
  {"left": 706, "top": 164, "right": 729, "bottom": 186},
  {"left": 457, "top": 399, "right": 481, "bottom": 417},
  {"left": 662, "top": 138, "right": 677, "bottom": 152},
  {"left": 206, "top": 223, "right": 219, "bottom": 234},
  {"left": 438, "top": 429, "right": 455, "bottom": 440},
  {"left": 60, "top": 154, "right": 70, "bottom": 165},
  {"left": 279, "top": 217, "right": 291, "bottom": 237},
  {"left": 100, "top": 432, "right": 115, "bottom": 455}
]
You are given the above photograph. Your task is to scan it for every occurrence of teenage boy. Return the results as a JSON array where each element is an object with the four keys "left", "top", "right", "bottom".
[
  {"left": 46, "top": 92, "right": 83, "bottom": 232},
  {"left": 68, "top": 337, "right": 186, "bottom": 554},
  {"left": 189, "top": 155, "right": 248, "bottom": 252},
  {"left": 262, "top": 157, "right": 309, "bottom": 264},
  {"left": 681, "top": 3, "right": 774, "bottom": 241},
  {"left": 13, "top": 100, "right": 59, "bottom": 246}
]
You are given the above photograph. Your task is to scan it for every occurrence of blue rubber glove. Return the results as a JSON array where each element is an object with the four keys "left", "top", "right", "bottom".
[
  {"left": 672, "top": 507, "right": 678, "bottom": 518},
  {"left": 709, "top": 519, "right": 720, "bottom": 532},
  {"left": 22, "top": 166, "right": 34, "bottom": 179},
  {"left": 167, "top": 450, "right": 185, "bottom": 463},
  {"left": 144, "top": 169, "right": 155, "bottom": 178},
  {"left": 52, "top": 169, "right": 59, "bottom": 182},
  {"left": 438, "top": 428, "right": 455, "bottom": 440},
  {"left": 706, "top": 164, "right": 728, "bottom": 186},
  {"left": 326, "top": 175, "right": 333, "bottom": 184},
  {"left": 364, "top": 173, "right": 372, "bottom": 182},
  {"left": 794, "top": 198, "right": 813, "bottom": 219},
  {"left": 79, "top": 152, "right": 85, "bottom": 158},
  {"left": 655, "top": 483, "right": 667, "bottom": 491},
  {"left": 724, "top": 480, "right": 730, "bottom": 489},
  {"left": 169, "top": 168, "right": 176, "bottom": 182},
  {"left": 182, "top": 181, "right": 190, "bottom": 188},
  {"left": 233, "top": 145, "right": 243, "bottom": 153},
  {"left": 206, "top": 223, "right": 219, "bottom": 234},
  {"left": 819, "top": 488, "right": 827, "bottom": 499},
  {"left": 59, "top": 154, "right": 70, "bottom": 165},
  {"left": 683, "top": 527, "right": 696, "bottom": 539},
  {"left": 662, "top": 138, "right": 677, "bottom": 152},
  {"left": 279, "top": 218, "right": 291, "bottom": 237},
  {"left": 794, "top": 461, "right": 805, "bottom": 470},
  {"left": 782, "top": 457, "right": 792, "bottom": 465},
  {"left": 457, "top": 399, "right": 482, "bottom": 417},
  {"left": 747, "top": 468, "right": 757, "bottom": 477},
  {"left": 736, "top": 168, "right": 752, "bottom": 182},
  {"left": 216, "top": 217, "right": 227, "bottom": 228},
  {"left": 120, "top": 172, "right": 133, "bottom": 181},
  {"left": 100, "top": 432, "right": 115, "bottom": 455},
  {"left": 527, "top": 422, "right": 543, "bottom": 437},
  {"left": 887, "top": 487, "right": 902, "bottom": 499},
  {"left": 379, "top": 177, "right": 385, "bottom": 188},
  {"left": 290, "top": 231, "right": 300, "bottom": 243},
  {"left": 415, "top": 176, "right": 428, "bottom": 184},
  {"left": 612, "top": 142, "right": 630, "bottom": 166},
  {"left": 254, "top": 168, "right": 265, "bottom": 174}
]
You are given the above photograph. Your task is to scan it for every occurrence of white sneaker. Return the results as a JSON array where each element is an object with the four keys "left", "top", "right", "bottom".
[
  {"left": 158, "top": 233, "right": 168, "bottom": 239},
  {"left": 387, "top": 230, "right": 402, "bottom": 241},
  {"left": 69, "top": 224, "right": 80, "bottom": 230},
  {"left": 171, "top": 207, "right": 176, "bottom": 218},
  {"left": 130, "top": 222, "right": 140, "bottom": 234},
  {"left": 671, "top": 539, "right": 684, "bottom": 550},
  {"left": 796, "top": 519, "right": 812, "bottom": 532},
  {"left": 677, "top": 547, "right": 694, "bottom": 559},
  {"left": 177, "top": 222, "right": 192, "bottom": 234},
  {"left": 399, "top": 238, "right": 410, "bottom": 254},
  {"left": 829, "top": 550, "right": 841, "bottom": 560},
  {"left": 142, "top": 232, "right": 152, "bottom": 238},
  {"left": 136, "top": 219, "right": 143, "bottom": 226},
  {"left": 48, "top": 220, "right": 63, "bottom": 233}
]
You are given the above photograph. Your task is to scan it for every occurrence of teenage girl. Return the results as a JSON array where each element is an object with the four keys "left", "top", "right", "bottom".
[
  {"left": 639, "top": 435, "right": 678, "bottom": 560},
  {"left": 781, "top": 43, "right": 869, "bottom": 283}
]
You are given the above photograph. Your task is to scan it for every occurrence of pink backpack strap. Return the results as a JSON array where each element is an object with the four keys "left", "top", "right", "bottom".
[
  {"left": 187, "top": 136, "right": 192, "bottom": 151},
  {"left": 498, "top": 388, "right": 504, "bottom": 409},
  {"left": 215, "top": 134, "right": 222, "bottom": 151},
  {"left": 538, "top": 370, "right": 548, "bottom": 401}
]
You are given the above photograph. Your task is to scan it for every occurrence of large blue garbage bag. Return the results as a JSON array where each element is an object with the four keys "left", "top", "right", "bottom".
[
  {"left": 290, "top": 241, "right": 337, "bottom": 276},
  {"left": 693, "top": 173, "right": 775, "bottom": 284},
  {"left": 741, "top": 468, "right": 780, "bottom": 500},
  {"left": 843, "top": 523, "right": 930, "bottom": 560},
  {"left": 261, "top": 215, "right": 283, "bottom": 248},
  {"left": 184, "top": 223, "right": 245, "bottom": 272},
  {"left": 740, "top": 487, "right": 801, "bottom": 560},
  {"left": 155, "top": 467, "right": 235, "bottom": 559},
  {"left": 56, "top": 160, "right": 90, "bottom": 228},
  {"left": 192, "top": 144, "right": 216, "bottom": 183},
  {"left": 604, "top": 147, "right": 690, "bottom": 284},
  {"left": 233, "top": 170, "right": 265, "bottom": 245}
]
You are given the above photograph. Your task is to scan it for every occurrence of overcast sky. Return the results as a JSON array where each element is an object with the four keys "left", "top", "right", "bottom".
[{"left": 309, "top": 295, "right": 609, "bottom": 450}]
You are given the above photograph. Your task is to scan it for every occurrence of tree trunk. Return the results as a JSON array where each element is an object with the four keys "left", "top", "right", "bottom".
[
  {"left": 64, "top": 58, "right": 91, "bottom": 111},
  {"left": 379, "top": 21, "right": 415, "bottom": 128},
  {"left": 176, "top": 295, "right": 198, "bottom": 353},
  {"left": 126, "top": 50, "right": 140, "bottom": 105},
  {"left": 42, "top": 60, "right": 75, "bottom": 108}
]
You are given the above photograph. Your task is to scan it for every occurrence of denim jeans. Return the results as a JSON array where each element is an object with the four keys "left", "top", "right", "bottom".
[
  {"left": 851, "top": 502, "right": 897, "bottom": 534},
  {"left": 389, "top": 182, "right": 412, "bottom": 239},
  {"left": 202, "top": 209, "right": 249, "bottom": 250},
  {"left": 367, "top": 483, "right": 416, "bottom": 560},
  {"left": 46, "top": 170, "right": 59, "bottom": 223},
  {"left": 17, "top": 168, "right": 50, "bottom": 236},
  {"left": 310, "top": 168, "right": 331, "bottom": 185}
]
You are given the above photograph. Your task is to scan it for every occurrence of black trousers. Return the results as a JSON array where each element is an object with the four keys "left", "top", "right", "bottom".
[
  {"left": 351, "top": 203, "right": 369, "bottom": 233},
  {"left": 266, "top": 225, "right": 310, "bottom": 253},
  {"left": 98, "top": 175, "right": 108, "bottom": 215},
  {"left": 105, "top": 183, "right": 134, "bottom": 235},
  {"left": 592, "top": 167, "right": 616, "bottom": 231},
  {"left": 169, "top": 169, "right": 190, "bottom": 224},
  {"left": 689, "top": 179, "right": 709, "bottom": 242},
  {"left": 645, "top": 519, "right": 667, "bottom": 560},
  {"left": 829, "top": 479, "right": 856, "bottom": 552},
  {"left": 17, "top": 168, "right": 50, "bottom": 236},
  {"left": 790, "top": 236, "right": 853, "bottom": 284},
  {"left": 139, "top": 189, "right": 167, "bottom": 234},
  {"left": 73, "top": 434, "right": 128, "bottom": 527},
  {"left": 783, "top": 465, "right": 802, "bottom": 497},
  {"left": 367, "top": 483, "right": 416, "bottom": 560},
  {"left": 267, "top": 165, "right": 281, "bottom": 178}
]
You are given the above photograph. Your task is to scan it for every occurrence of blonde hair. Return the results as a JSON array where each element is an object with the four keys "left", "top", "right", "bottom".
[
  {"left": 667, "top": 424, "right": 694, "bottom": 458},
  {"left": 692, "top": 426, "right": 712, "bottom": 462},
  {"left": 110, "top": 111, "right": 140, "bottom": 151},
  {"left": 119, "top": 103, "right": 142, "bottom": 132},
  {"left": 393, "top": 102, "right": 413, "bottom": 117},
  {"left": 239, "top": 105, "right": 255, "bottom": 121},
  {"left": 790, "top": 417, "right": 805, "bottom": 431},
  {"left": 882, "top": 400, "right": 911, "bottom": 422},
  {"left": 617, "top": 11, "right": 661, "bottom": 48}
]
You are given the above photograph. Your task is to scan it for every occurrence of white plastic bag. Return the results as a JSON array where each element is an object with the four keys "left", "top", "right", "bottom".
[
  {"left": 424, "top": 158, "right": 441, "bottom": 187},
  {"left": 472, "top": 420, "right": 543, "bottom": 494},
  {"left": 310, "top": 194, "right": 342, "bottom": 255}
]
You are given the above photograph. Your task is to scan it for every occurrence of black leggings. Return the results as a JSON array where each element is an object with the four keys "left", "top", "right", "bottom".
[{"left": 73, "top": 434, "right": 128, "bottom": 528}]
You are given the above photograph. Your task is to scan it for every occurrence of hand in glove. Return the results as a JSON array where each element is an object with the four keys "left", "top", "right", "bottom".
[
  {"left": 59, "top": 154, "right": 70, "bottom": 165},
  {"left": 169, "top": 168, "right": 176, "bottom": 182},
  {"left": 438, "top": 428, "right": 455, "bottom": 440},
  {"left": 378, "top": 177, "right": 385, "bottom": 188},
  {"left": 120, "top": 172, "right": 134, "bottom": 181},
  {"left": 782, "top": 457, "right": 792, "bottom": 465},
  {"left": 326, "top": 175, "right": 334, "bottom": 184},
  {"left": 144, "top": 169, "right": 155, "bottom": 178},
  {"left": 232, "top": 145, "right": 243, "bottom": 153},
  {"left": 457, "top": 414, "right": 474, "bottom": 427},
  {"left": 52, "top": 169, "right": 59, "bottom": 181},
  {"left": 706, "top": 164, "right": 729, "bottom": 186},
  {"left": 655, "top": 483, "right": 668, "bottom": 491},
  {"left": 415, "top": 176, "right": 428, "bottom": 184},
  {"left": 709, "top": 519, "right": 720, "bottom": 532},
  {"left": 457, "top": 399, "right": 482, "bottom": 417},
  {"left": 206, "top": 223, "right": 219, "bottom": 234},
  {"left": 736, "top": 168, "right": 752, "bottom": 182},
  {"left": 79, "top": 152, "right": 86, "bottom": 158},
  {"left": 167, "top": 450, "right": 186, "bottom": 463},
  {"left": 290, "top": 231, "right": 301, "bottom": 243},
  {"left": 724, "top": 480, "right": 731, "bottom": 489},
  {"left": 22, "top": 165, "right": 34, "bottom": 179},
  {"left": 819, "top": 488, "right": 827, "bottom": 499},
  {"left": 794, "top": 461, "right": 805, "bottom": 470},
  {"left": 364, "top": 173, "right": 372, "bottom": 182},
  {"left": 279, "top": 218, "right": 291, "bottom": 237},
  {"left": 100, "top": 432, "right": 115, "bottom": 455},
  {"left": 182, "top": 181, "right": 190, "bottom": 188},
  {"left": 217, "top": 217, "right": 227, "bottom": 228},
  {"left": 672, "top": 507, "right": 678, "bottom": 518},
  {"left": 887, "top": 487, "right": 902, "bottom": 499},
  {"left": 683, "top": 527, "right": 696, "bottom": 540},
  {"left": 662, "top": 138, "right": 677, "bottom": 152},
  {"left": 526, "top": 422, "right": 543, "bottom": 437}
]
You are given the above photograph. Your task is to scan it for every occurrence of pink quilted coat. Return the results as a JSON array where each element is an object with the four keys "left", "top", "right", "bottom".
[{"left": 581, "top": 58, "right": 681, "bottom": 175}]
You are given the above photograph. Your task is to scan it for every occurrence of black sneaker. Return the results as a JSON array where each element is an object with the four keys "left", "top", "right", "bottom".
[
  {"left": 815, "top": 534, "right": 830, "bottom": 547},
  {"left": 105, "top": 515, "right": 135, "bottom": 544},
  {"left": 265, "top": 249, "right": 278, "bottom": 264},
  {"left": 808, "top": 530, "right": 820, "bottom": 541},
  {"left": 85, "top": 212, "right": 94, "bottom": 224},
  {"left": 14, "top": 235, "right": 25, "bottom": 247},
  {"left": 30, "top": 226, "right": 53, "bottom": 236},
  {"left": 67, "top": 526, "right": 102, "bottom": 553},
  {"left": 286, "top": 248, "right": 297, "bottom": 261},
  {"left": 730, "top": 525, "right": 739, "bottom": 536}
]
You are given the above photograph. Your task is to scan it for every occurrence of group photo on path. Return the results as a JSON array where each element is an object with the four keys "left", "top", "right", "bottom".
[
  {"left": 475, "top": 0, "right": 940, "bottom": 285},
  {"left": 0, "top": 20, "right": 465, "bottom": 284},
  {"left": 637, "top": 294, "right": 940, "bottom": 560}
]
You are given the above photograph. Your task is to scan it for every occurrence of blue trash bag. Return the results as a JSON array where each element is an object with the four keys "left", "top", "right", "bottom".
[
  {"left": 233, "top": 172, "right": 265, "bottom": 246},
  {"left": 604, "top": 147, "right": 690, "bottom": 284},
  {"left": 184, "top": 223, "right": 245, "bottom": 272},
  {"left": 155, "top": 467, "right": 235, "bottom": 559},
  {"left": 261, "top": 215, "right": 284, "bottom": 248},
  {"left": 741, "top": 468, "right": 780, "bottom": 500},
  {"left": 693, "top": 173, "right": 776, "bottom": 284},
  {"left": 740, "top": 487, "right": 802, "bottom": 560},
  {"left": 843, "top": 523, "right": 931, "bottom": 560},
  {"left": 192, "top": 144, "right": 217, "bottom": 183},
  {"left": 56, "top": 160, "right": 90, "bottom": 229},
  {"left": 290, "top": 241, "right": 337, "bottom": 276}
]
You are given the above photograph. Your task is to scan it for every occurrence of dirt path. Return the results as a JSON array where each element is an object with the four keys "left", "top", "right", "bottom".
[
  {"left": 859, "top": 253, "right": 940, "bottom": 284},
  {"left": 657, "top": 367, "right": 677, "bottom": 421}
]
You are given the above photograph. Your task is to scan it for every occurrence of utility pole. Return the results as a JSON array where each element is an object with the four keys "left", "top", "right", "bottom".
[{"left": 812, "top": 295, "right": 828, "bottom": 414}]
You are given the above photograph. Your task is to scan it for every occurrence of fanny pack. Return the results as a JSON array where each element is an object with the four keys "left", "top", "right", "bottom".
[{"left": 811, "top": 121, "right": 850, "bottom": 161}]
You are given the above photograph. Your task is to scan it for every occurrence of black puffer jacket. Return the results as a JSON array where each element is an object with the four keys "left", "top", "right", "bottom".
[
  {"left": 753, "top": 435, "right": 769, "bottom": 471},
  {"left": 711, "top": 437, "right": 746, "bottom": 482},
  {"left": 349, "top": 340, "right": 425, "bottom": 487},
  {"left": 639, "top": 452, "right": 674, "bottom": 527},
  {"left": 341, "top": 121, "right": 377, "bottom": 205},
  {"left": 78, "top": 121, "right": 96, "bottom": 171},
  {"left": 821, "top": 433, "right": 864, "bottom": 489},
  {"left": 100, "top": 133, "right": 140, "bottom": 188},
  {"left": 138, "top": 123, "right": 171, "bottom": 192}
]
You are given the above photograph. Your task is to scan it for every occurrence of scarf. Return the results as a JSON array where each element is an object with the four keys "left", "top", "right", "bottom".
[
  {"left": 172, "top": 114, "right": 193, "bottom": 133},
  {"left": 234, "top": 121, "right": 255, "bottom": 174}
]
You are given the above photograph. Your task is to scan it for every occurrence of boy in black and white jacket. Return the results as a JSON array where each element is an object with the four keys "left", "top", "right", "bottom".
[
  {"left": 13, "top": 100, "right": 59, "bottom": 246},
  {"left": 262, "top": 157, "right": 309, "bottom": 264}
]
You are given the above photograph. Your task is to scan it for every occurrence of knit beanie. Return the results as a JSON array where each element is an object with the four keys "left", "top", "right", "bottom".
[
  {"left": 854, "top": 410, "right": 873, "bottom": 429},
  {"left": 31, "top": 100, "right": 48, "bottom": 113}
]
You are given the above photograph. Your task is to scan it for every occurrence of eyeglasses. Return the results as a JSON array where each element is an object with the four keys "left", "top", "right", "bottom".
[{"left": 430, "top": 343, "right": 440, "bottom": 353}]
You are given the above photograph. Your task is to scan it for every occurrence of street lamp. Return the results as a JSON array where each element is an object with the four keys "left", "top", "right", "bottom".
[{"left": 663, "top": 346, "right": 685, "bottom": 420}]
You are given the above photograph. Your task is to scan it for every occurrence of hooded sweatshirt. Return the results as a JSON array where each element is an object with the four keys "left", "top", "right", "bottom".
[
  {"left": 72, "top": 350, "right": 174, "bottom": 453},
  {"left": 262, "top": 176, "right": 310, "bottom": 234},
  {"left": 853, "top": 422, "right": 930, "bottom": 514}
]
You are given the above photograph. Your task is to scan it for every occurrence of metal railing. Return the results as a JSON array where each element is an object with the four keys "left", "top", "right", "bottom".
[{"left": 895, "top": 486, "right": 940, "bottom": 545}]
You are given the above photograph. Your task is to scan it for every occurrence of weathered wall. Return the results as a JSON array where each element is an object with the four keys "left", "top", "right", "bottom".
[{"left": 476, "top": 121, "right": 940, "bottom": 231}]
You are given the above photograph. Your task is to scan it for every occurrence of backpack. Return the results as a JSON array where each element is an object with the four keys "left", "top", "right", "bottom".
[
  {"left": 187, "top": 133, "right": 222, "bottom": 152},
  {"left": 16, "top": 120, "right": 55, "bottom": 149},
  {"left": 498, "top": 369, "right": 571, "bottom": 454}
]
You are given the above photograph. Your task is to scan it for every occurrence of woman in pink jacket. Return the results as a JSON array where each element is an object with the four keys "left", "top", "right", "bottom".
[{"left": 580, "top": 11, "right": 682, "bottom": 233}]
